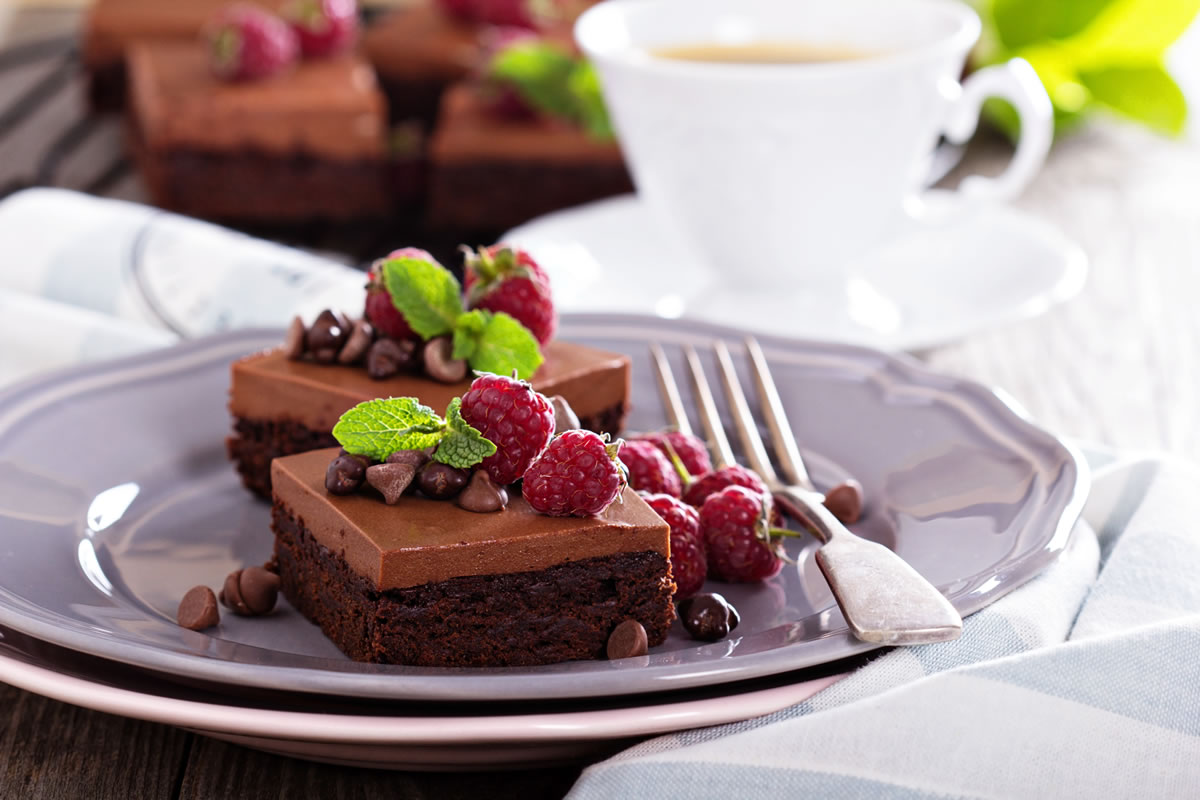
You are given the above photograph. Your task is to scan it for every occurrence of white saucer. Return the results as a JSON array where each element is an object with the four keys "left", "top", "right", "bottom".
[{"left": 505, "top": 193, "right": 1087, "bottom": 352}]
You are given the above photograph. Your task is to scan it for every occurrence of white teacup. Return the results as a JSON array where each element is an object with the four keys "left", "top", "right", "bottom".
[{"left": 575, "top": 0, "right": 1053, "bottom": 289}]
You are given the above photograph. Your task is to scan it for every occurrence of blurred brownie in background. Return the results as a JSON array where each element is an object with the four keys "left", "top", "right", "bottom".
[
  {"left": 427, "top": 83, "right": 631, "bottom": 232},
  {"left": 83, "top": 0, "right": 284, "bottom": 110},
  {"left": 127, "top": 41, "right": 393, "bottom": 221}
]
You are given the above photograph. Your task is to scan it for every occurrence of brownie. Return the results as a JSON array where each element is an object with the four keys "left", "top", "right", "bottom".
[
  {"left": 428, "top": 83, "right": 633, "bottom": 231},
  {"left": 127, "top": 42, "right": 394, "bottom": 221},
  {"left": 83, "top": 0, "right": 285, "bottom": 110},
  {"left": 270, "top": 448, "right": 675, "bottom": 666},
  {"left": 227, "top": 340, "right": 632, "bottom": 497},
  {"left": 362, "top": 3, "right": 483, "bottom": 125}
]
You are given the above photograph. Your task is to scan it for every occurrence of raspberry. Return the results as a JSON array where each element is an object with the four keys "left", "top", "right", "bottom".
[
  {"left": 619, "top": 440, "right": 681, "bottom": 497},
  {"left": 682, "top": 464, "right": 767, "bottom": 508},
  {"left": 207, "top": 4, "right": 299, "bottom": 82},
  {"left": 522, "top": 431, "right": 625, "bottom": 516},
  {"left": 633, "top": 430, "right": 712, "bottom": 478},
  {"left": 364, "top": 247, "right": 434, "bottom": 341},
  {"left": 460, "top": 373, "right": 555, "bottom": 485},
  {"left": 641, "top": 492, "right": 706, "bottom": 598},
  {"left": 436, "top": 0, "right": 536, "bottom": 27},
  {"left": 464, "top": 245, "right": 556, "bottom": 345},
  {"left": 284, "top": 0, "right": 358, "bottom": 58},
  {"left": 700, "top": 486, "right": 789, "bottom": 583}
]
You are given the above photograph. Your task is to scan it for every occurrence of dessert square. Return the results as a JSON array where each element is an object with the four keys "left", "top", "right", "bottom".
[
  {"left": 270, "top": 448, "right": 675, "bottom": 666},
  {"left": 127, "top": 41, "right": 392, "bottom": 221},
  {"left": 362, "top": 3, "right": 483, "bottom": 125},
  {"left": 428, "top": 83, "right": 633, "bottom": 231},
  {"left": 228, "top": 340, "right": 631, "bottom": 497}
]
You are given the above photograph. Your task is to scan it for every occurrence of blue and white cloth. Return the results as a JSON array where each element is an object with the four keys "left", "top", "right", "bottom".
[
  {"left": 569, "top": 452, "right": 1200, "bottom": 798},
  {"left": 3, "top": 189, "right": 1196, "bottom": 798}
]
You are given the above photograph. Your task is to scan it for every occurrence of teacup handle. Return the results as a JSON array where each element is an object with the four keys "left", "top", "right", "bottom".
[{"left": 938, "top": 58, "right": 1053, "bottom": 202}]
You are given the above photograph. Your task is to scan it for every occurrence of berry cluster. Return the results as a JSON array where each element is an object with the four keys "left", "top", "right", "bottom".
[{"left": 207, "top": 0, "right": 358, "bottom": 82}]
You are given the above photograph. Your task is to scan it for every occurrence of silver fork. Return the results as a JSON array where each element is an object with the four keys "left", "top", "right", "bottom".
[{"left": 650, "top": 339, "right": 963, "bottom": 645}]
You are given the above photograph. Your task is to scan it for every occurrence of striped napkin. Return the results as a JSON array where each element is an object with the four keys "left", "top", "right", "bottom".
[{"left": 569, "top": 451, "right": 1200, "bottom": 799}]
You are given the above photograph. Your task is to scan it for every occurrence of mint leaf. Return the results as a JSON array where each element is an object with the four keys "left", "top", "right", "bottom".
[
  {"left": 332, "top": 397, "right": 446, "bottom": 462},
  {"left": 1080, "top": 63, "right": 1186, "bottom": 135},
  {"left": 469, "top": 311, "right": 544, "bottom": 379},
  {"left": 434, "top": 397, "right": 497, "bottom": 469},
  {"left": 381, "top": 255, "right": 463, "bottom": 340},
  {"left": 991, "top": 0, "right": 1117, "bottom": 50},
  {"left": 452, "top": 309, "right": 488, "bottom": 362},
  {"left": 568, "top": 62, "right": 613, "bottom": 138},
  {"left": 489, "top": 41, "right": 581, "bottom": 121}
]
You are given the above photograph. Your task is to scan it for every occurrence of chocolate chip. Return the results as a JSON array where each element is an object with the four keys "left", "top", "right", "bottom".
[
  {"left": 326, "top": 453, "right": 366, "bottom": 495},
  {"left": 337, "top": 319, "right": 375, "bottom": 365},
  {"left": 417, "top": 461, "right": 469, "bottom": 500},
  {"left": 386, "top": 449, "right": 429, "bottom": 469},
  {"left": 455, "top": 469, "right": 509, "bottom": 513},
  {"left": 679, "top": 593, "right": 740, "bottom": 642},
  {"left": 422, "top": 336, "right": 468, "bottom": 383},
  {"left": 606, "top": 619, "right": 648, "bottom": 659},
  {"left": 366, "top": 462, "right": 417, "bottom": 504},
  {"left": 283, "top": 315, "right": 307, "bottom": 360},
  {"left": 339, "top": 449, "right": 376, "bottom": 468},
  {"left": 220, "top": 567, "right": 279, "bottom": 616},
  {"left": 306, "top": 309, "right": 348, "bottom": 356},
  {"left": 237, "top": 566, "right": 280, "bottom": 615},
  {"left": 823, "top": 479, "right": 864, "bottom": 525},
  {"left": 366, "top": 337, "right": 417, "bottom": 380},
  {"left": 177, "top": 585, "right": 219, "bottom": 630},
  {"left": 550, "top": 395, "right": 580, "bottom": 433}
]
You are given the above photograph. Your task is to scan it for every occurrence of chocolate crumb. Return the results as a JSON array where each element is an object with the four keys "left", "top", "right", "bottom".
[
  {"left": 283, "top": 316, "right": 306, "bottom": 360},
  {"left": 367, "top": 462, "right": 417, "bottom": 504},
  {"left": 606, "top": 619, "right": 648, "bottom": 659},
  {"left": 455, "top": 469, "right": 509, "bottom": 513},
  {"left": 337, "top": 319, "right": 374, "bottom": 365},
  {"left": 679, "top": 593, "right": 740, "bottom": 642},
  {"left": 823, "top": 479, "right": 864, "bottom": 525},
  {"left": 550, "top": 395, "right": 581, "bottom": 433},
  {"left": 177, "top": 585, "right": 219, "bottom": 630}
]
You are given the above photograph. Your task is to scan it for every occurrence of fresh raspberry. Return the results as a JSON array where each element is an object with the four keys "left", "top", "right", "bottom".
[
  {"left": 522, "top": 431, "right": 625, "bottom": 516},
  {"left": 207, "top": 4, "right": 299, "bottom": 82},
  {"left": 460, "top": 373, "right": 555, "bottom": 485},
  {"left": 434, "top": 0, "right": 477, "bottom": 22},
  {"left": 700, "top": 486, "right": 787, "bottom": 583},
  {"left": 364, "top": 247, "right": 435, "bottom": 341},
  {"left": 641, "top": 492, "right": 706, "bottom": 598},
  {"left": 464, "top": 245, "right": 556, "bottom": 345},
  {"left": 633, "top": 430, "right": 712, "bottom": 479},
  {"left": 438, "top": 0, "right": 536, "bottom": 27},
  {"left": 619, "top": 440, "right": 681, "bottom": 497},
  {"left": 477, "top": 28, "right": 542, "bottom": 119},
  {"left": 682, "top": 464, "right": 767, "bottom": 508},
  {"left": 283, "top": 0, "right": 358, "bottom": 58}
]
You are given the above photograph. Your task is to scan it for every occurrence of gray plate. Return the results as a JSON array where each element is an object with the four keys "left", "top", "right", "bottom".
[{"left": 0, "top": 314, "right": 1087, "bottom": 701}]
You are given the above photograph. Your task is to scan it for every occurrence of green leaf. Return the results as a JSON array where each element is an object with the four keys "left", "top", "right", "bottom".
[
  {"left": 381, "top": 255, "right": 463, "bottom": 340},
  {"left": 1080, "top": 63, "right": 1187, "bottom": 135},
  {"left": 489, "top": 41, "right": 581, "bottom": 121},
  {"left": 467, "top": 311, "right": 544, "bottom": 379},
  {"left": 332, "top": 397, "right": 446, "bottom": 462},
  {"left": 433, "top": 397, "right": 497, "bottom": 468},
  {"left": 568, "top": 61, "right": 613, "bottom": 139},
  {"left": 451, "top": 309, "right": 488, "bottom": 362},
  {"left": 990, "top": 0, "right": 1118, "bottom": 50},
  {"left": 1069, "top": 0, "right": 1200, "bottom": 63}
]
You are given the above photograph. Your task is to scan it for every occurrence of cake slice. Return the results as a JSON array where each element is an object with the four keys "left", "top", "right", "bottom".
[
  {"left": 228, "top": 340, "right": 630, "bottom": 496},
  {"left": 270, "top": 447, "right": 674, "bottom": 666}
]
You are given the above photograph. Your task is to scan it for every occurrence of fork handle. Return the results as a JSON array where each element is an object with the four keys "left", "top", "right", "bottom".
[{"left": 774, "top": 486, "right": 963, "bottom": 646}]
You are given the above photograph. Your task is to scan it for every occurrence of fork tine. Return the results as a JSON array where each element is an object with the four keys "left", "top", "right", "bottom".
[
  {"left": 682, "top": 344, "right": 736, "bottom": 469},
  {"left": 744, "top": 337, "right": 814, "bottom": 491},
  {"left": 711, "top": 340, "right": 779, "bottom": 485},
  {"left": 649, "top": 343, "right": 694, "bottom": 437}
]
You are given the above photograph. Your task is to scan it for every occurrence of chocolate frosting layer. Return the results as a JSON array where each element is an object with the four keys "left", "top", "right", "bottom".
[
  {"left": 272, "top": 448, "right": 669, "bottom": 590},
  {"left": 430, "top": 84, "right": 626, "bottom": 164},
  {"left": 128, "top": 42, "right": 385, "bottom": 161},
  {"left": 230, "top": 340, "right": 630, "bottom": 433}
]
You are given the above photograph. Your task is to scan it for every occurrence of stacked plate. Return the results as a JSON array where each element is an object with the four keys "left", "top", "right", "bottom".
[{"left": 0, "top": 315, "right": 1086, "bottom": 769}]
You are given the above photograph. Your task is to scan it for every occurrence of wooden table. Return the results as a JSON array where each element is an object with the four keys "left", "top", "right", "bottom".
[{"left": 3, "top": 6, "right": 1199, "bottom": 799}]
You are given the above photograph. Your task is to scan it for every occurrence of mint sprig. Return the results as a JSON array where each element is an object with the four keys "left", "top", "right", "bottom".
[
  {"left": 453, "top": 310, "right": 543, "bottom": 379},
  {"left": 487, "top": 41, "right": 613, "bottom": 139},
  {"left": 381, "top": 255, "right": 464, "bottom": 339},
  {"left": 332, "top": 397, "right": 496, "bottom": 469}
]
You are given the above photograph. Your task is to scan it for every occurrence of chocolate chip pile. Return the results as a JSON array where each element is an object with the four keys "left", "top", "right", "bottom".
[
  {"left": 326, "top": 448, "right": 509, "bottom": 513},
  {"left": 176, "top": 565, "right": 281, "bottom": 631},
  {"left": 284, "top": 309, "right": 468, "bottom": 383}
]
